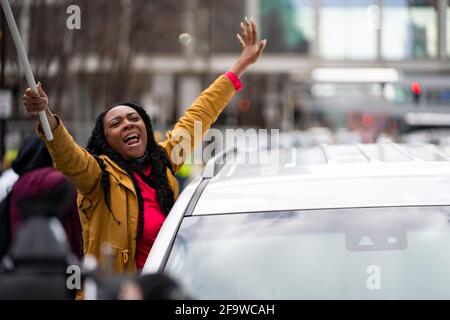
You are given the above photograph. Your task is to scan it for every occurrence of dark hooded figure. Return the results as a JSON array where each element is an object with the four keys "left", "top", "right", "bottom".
[
  {"left": 0, "top": 181, "right": 77, "bottom": 299},
  {"left": 11, "top": 135, "right": 54, "bottom": 176},
  {"left": 0, "top": 137, "right": 82, "bottom": 260}
]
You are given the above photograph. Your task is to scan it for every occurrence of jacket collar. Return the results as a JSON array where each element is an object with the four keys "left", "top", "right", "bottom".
[{"left": 100, "top": 155, "right": 136, "bottom": 195}]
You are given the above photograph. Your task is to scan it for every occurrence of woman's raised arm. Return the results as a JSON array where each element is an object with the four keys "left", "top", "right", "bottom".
[{"left": 160, "top": 18, "right": 266, "bottom": 173}]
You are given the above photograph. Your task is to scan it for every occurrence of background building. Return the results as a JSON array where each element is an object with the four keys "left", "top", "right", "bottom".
[{"left": 1, "top": 0, "right": 450, "bottom": 162}]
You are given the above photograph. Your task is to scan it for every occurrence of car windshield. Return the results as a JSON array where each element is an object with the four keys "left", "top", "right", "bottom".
[{"left": 164, "top": 206, "right": 450, "bottom": 299}]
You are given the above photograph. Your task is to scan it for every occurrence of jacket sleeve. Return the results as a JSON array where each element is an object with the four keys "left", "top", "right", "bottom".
[
  {"left": 159, "top": 75, "right": 237, "bottom": 174},
  {"left": 37, "top": 116, "right": 101, "bottom": 196}
]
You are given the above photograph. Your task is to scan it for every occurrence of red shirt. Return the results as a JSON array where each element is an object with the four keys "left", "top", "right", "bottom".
[{"left": 134, "top": 165, "right": 166, "bottom": 270}]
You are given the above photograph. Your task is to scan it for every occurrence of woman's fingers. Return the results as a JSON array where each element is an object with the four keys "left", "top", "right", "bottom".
[
  {"left": 240, "top": 22, "right": 247, "bottom": 43},
  {"left": 23, "top": 95, "right": 46, "bottom": 104},
  {"left": 257, "top": 39, "right": 267, "bottom": 55},
  {"left": 239, "top": 17, "right": 256, "bottom": 45},
  {"left": 37, "top": 82, "right": 48, "bottom": 98},
  {"left": 24, "top": 82, "right": 47, "bottom": 99},
  {"left": 237, "top": 33, "right": 246, "bottom": 49},
  {"left": 22, "top": 82, "right": 48, "bottom": 115},
  {"left": 23, "top": 101, "right": 40, "bottom": 115},
  {"left": 245, "top": 17, "right": 253, "bottom": 44},
  {"left": 25, "top": 87, "right": 39, "bottom": 98},
  {"left": 251, "top": 18, "right": 258, "bottom": 45}
]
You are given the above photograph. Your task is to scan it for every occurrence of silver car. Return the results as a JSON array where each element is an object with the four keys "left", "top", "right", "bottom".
[{"left": 142, "top": 143, "right": 450, "bottom": 299}]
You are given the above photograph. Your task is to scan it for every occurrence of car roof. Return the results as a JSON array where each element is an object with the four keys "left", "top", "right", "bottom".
[
  {"left": 191, "top": 143, "right": 450, "bottom": 215},
  {"left": 142, "top": 143, "right": 450, "bottom": 274}
]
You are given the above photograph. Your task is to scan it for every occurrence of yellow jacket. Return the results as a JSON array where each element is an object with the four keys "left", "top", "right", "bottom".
[{"left": 38, "top": 75, "right": 237, "bottom": 273}]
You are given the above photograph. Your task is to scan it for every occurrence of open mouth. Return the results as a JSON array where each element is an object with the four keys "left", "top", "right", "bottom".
[{"left": 123, "top": 133, "right": 140, "bottom": 146}]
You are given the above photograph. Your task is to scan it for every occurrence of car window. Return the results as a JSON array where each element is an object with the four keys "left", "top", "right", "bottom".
[{"left": 164, "top": 206, "right": 450, "bottom": 299}]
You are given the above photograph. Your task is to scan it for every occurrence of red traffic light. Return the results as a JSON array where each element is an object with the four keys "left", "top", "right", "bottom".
[
  {"left": 362, "top": 113, "right": 373, "bottom": 128},
  {"left": 411, "top": 81, "right": 422, "bottom": 96},
  {"left": 238, "top": 99, "right": 251, "bottom": 112}
]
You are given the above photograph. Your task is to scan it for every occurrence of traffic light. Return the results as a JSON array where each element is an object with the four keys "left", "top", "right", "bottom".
[{"left": 411, "top": 81, "right": 422, "bottom": 104}]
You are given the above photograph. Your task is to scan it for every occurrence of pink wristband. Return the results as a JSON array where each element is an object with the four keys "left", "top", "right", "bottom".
[{"left": 225, "top": 71, "right": 243, "bottom": 92}]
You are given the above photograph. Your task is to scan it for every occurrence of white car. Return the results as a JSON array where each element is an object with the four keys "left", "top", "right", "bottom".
[{"left": 143, "top": 143, "right": 450, "bottom": 299}]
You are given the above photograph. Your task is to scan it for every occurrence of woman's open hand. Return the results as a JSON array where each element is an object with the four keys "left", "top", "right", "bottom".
[{"left": 231, "top": 17, "right": 267, "bottom": 77}]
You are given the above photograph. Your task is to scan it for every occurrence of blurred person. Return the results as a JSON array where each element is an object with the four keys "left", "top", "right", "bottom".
[
  {"left": 0, "top": 137, "right": 54, "bottom": 203},
  {"left": 0, "top": 166, "right": 18, "bottom": 204},
  {"left": 0, "top": 149, "right": 20, "bottom": 202},
  {"left": 0, "top": 181, "right": 77, "bottom": 299},
  {"left": 86, "top": 272, "right": 189, "bottom": 300},
  {"left": 0, "top": 137, "right": 82, "bottom": 260},
  {"left": 101, "top": 273, "right": 190, "bottom": 300},
  {"left": 176, "top": 161, "right": 192, "bottom": 191},
  {"left": 136, "top": 273, "right": 190, "bottom": 300},
  {"left": 22, "top": 19, "right": 266, "bottom": 277},
  {"left": 1, "top": 149, "right": 18, "bottom": 172}
]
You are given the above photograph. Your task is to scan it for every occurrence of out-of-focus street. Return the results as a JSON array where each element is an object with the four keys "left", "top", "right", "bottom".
[{"left": 1, "top": 0, "right": 450, "bottom": 302}]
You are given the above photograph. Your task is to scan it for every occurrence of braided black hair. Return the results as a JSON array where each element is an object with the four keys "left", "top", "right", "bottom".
[{"left": 86, "top": 102, "right": 175, "bottom": 239}]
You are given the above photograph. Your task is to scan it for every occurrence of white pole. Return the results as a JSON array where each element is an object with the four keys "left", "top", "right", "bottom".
[{"left": 0, "top": 0, "right": 53, "bottom": 141}]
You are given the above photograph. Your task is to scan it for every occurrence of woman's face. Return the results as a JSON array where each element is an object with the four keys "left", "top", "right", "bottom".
[{"left": 103, "top": 105, "right": 148, "bottom": 160}]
